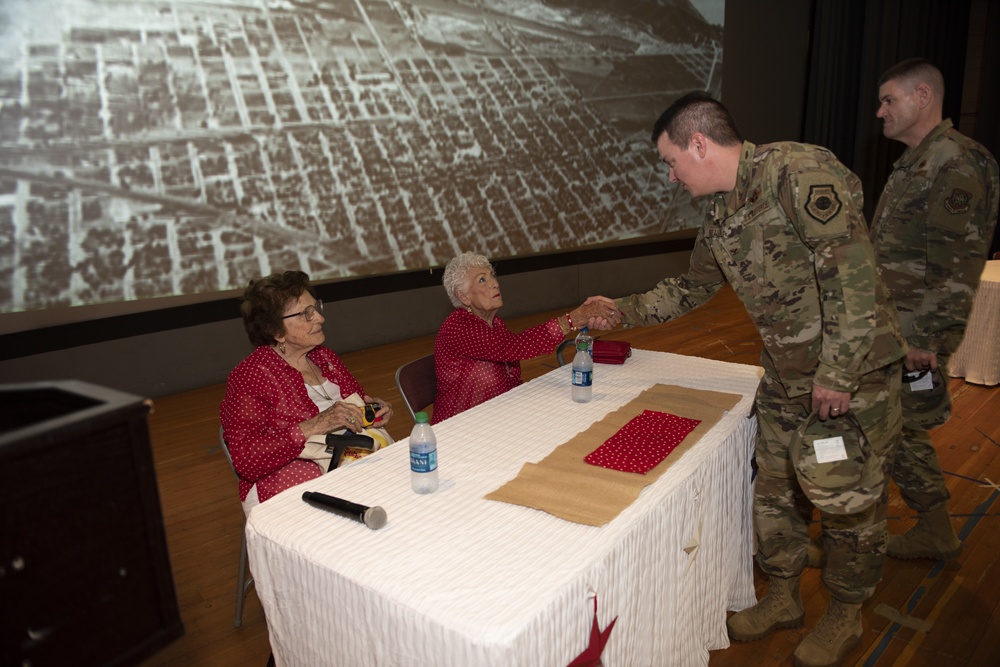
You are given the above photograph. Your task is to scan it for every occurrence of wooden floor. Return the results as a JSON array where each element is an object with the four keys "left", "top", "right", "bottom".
[{"left": 139, "top": 284, "right": 1000, "bottom": 667}]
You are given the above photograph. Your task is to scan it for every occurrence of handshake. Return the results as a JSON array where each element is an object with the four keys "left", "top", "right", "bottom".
[{"left": 570, "top": 296, "right": 622, "bottom": 331}]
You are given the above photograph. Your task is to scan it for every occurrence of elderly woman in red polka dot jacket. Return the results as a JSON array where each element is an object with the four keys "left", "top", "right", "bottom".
[
  {"left": 220, "top": 271, "right": 394, "bottom": 512},
  {"left": 432, "top": 252, "right": 621, "bottom": 424}
]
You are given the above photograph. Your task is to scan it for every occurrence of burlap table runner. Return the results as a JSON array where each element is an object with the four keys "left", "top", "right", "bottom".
[{"left": 484, "top": 383, "right": 743, "bottom": 526}]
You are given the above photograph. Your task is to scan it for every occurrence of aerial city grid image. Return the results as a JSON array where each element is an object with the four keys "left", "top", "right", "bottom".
[{"left": 0, "top": 0, "right": 724, "bottom": 315}]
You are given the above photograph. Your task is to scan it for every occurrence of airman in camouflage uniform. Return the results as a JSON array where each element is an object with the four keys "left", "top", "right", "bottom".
[
  {"left": 612, "top": 92, "right": 905, "bottom": 667},
  {"left": 871, "top": 59, "right": 1000, "bottom": 560}
]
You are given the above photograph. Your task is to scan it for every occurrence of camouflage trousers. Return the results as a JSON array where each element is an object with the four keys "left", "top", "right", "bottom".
[
  {"left": 893, "top": 361, "right": 953, "bottom": 512},
  {"left": 752, "top": 362, "right": 902, "bottom": 603}
]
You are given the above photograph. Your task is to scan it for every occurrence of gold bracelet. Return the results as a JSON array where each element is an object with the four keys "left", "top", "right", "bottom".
[{"left": 565, "top": 312, "right": 575, "bottom": 331}]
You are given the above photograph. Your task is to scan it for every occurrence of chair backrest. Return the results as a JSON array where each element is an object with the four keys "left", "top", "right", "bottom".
[
  {"left": 555, "top": 339, "right": 575, "bottom": 366},
  {"left": 219, "top": 426, "right": 239, "bottom": 482},
  {"left": 395, "top": 353, "right": 436, "bottom": 420},
  {"left": 220, "top": 426, "right": 256, "bottom": 517}
]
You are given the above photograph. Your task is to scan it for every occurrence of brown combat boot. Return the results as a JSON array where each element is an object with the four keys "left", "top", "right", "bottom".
[
  {"left": 792, "top": 598, "right": 863, "bottom": 667},
  {"left": 887, "top": 506, "right": 962, "bottom": 560},
  {"left": 727, "top": 575, "right": 804, "bottom": 641}
]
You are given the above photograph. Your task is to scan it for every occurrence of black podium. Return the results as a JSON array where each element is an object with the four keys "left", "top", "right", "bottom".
[{"left": 0, "top": 380, "right": 183, "bottom": 666}]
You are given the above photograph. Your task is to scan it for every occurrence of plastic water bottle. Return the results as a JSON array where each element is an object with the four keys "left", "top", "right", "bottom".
[
  {"left": 571, "top": 328, "right": 593, "bottom": 403},
  {"left": 409, "top": 411, "right": 439, "bottom": 493},
  {"left": 576, "top": 326, "right": 594, "bottom": 361},
  {"left": 581, "top": 326, "right": 594, "bottom": 355}
]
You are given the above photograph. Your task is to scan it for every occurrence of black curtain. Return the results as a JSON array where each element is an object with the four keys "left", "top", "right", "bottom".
[
  {"left": 976, "top": 1, "right": 1000, "bottom": 258},
  {"left": 802, "top": 0, "right": 973, "bottom": 221}
]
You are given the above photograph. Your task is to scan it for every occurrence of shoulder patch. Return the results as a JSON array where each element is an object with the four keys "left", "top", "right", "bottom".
[
  {"left": 805, "top": 184, "right": 842, "bottom": 224},
  {"left": 943, "top": 188, "right": 972, "bottom": 214}
]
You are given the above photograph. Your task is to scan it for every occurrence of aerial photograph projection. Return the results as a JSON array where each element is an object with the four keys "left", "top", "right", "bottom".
[{"left": 0, "top": 0, "right": 724, "bottom": 314}]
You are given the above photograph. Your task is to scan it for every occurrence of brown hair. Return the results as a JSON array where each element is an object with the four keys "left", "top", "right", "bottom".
[
  {"left": 651, "top": 91, "right": 743, "bottom": 149},
  {"left": 878, "top": 58, "right": 945, "bottom": 100},
  {"left": 240, "top": 271, "right": 316, "bottom": 347}
]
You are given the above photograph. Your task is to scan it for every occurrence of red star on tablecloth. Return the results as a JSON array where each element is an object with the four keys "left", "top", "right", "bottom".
[{"left": 567, "top": 595, "right": 617, "bottom": 667}]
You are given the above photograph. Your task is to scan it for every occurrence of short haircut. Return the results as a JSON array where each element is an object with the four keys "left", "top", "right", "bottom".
[
  {"left": 240, "top": 270, "right": 317, "bottom": 347},
  {"left": 442, "top": 251, "right": 492, "bottom": 308},
  {"left": 651, "top": 91, "right": 743, "bottom": 148},
  {"left": 878, "top": 58, "right": 945, "bottom": 100}
]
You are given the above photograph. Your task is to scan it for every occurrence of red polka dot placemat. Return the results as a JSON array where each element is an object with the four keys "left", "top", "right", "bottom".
[
  {"left": 584, "top": 410, "right": 702, "bottom": 473},
  {"left": 485, "top": 383, "right": 743, "bottom": 526}
]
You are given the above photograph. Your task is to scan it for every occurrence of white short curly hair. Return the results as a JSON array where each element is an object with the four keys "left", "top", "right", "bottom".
[{"left": 443, "top": 251, "right": 492, "bottom": 308}]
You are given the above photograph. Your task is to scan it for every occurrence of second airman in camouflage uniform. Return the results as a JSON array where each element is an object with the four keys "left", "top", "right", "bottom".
[
  {"left": 872, "top": 58, "right": 1000, "bottom": 560},
  {"left": 613, "top": 92, "right": 905, "bottom": 667}
]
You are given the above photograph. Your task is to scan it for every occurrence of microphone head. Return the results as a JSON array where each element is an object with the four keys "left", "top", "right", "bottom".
[{"left": 362, "top": 506, "right": 387, "bottom": 530}]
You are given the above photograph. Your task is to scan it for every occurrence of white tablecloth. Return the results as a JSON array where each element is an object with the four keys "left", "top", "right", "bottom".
[
  {"left": 950, "top": 260, "right": 1000, "bottom": 386},
  {"left": 246, "top": 350, "right": 763, "bottom": 667}
]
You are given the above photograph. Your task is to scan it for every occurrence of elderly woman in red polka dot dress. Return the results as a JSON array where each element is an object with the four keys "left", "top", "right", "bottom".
[
  {"left": 220, "top": 271, "right": 394, "bottom": 512},
  {"left": 432, "top": 252, "right": 620, "bottom": 424}
]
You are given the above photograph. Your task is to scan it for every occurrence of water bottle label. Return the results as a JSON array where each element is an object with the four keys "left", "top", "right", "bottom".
[
  {"left": 411, "top": 450, "right": 438, "bottom": 473},
  {"left": 572, "top": 370, "right": 592, "bottom": 387}
]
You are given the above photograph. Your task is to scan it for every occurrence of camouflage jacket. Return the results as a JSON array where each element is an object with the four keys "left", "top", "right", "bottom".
[
  {"left": 617, "top": 142, "right": 905, "bottom": 397},
  {"left": 870, "top": 119, "right": 1000, "bottom": 355}
]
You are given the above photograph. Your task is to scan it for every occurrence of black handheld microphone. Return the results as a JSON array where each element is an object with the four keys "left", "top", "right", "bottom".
[{"left": 302, "top": 491, "right": 387, "bottom": 530}]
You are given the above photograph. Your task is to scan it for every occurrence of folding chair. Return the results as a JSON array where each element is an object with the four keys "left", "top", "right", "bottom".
[
  {"left": 218, "top": 427, "right": 254, "bottom": 628},
  {"left": 394, "top": 353, "right": 436, "bottom": 420},
  {"left": 556, "top": 339, "right": 575, "bottom": 366}
]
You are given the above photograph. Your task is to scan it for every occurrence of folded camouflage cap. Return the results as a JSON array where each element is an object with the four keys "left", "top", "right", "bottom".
[{"left": 790, "top": 410, "right": 884, "bottom": 515}]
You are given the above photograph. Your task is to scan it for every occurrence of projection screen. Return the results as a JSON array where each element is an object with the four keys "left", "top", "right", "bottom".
[{"left": 0, "top": 0, "right": 723, "bottom": 332}]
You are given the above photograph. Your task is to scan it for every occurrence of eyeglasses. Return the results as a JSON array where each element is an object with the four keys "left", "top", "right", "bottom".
[{"left": 282, "top": 299, "right": 323, "bottom": 322}]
